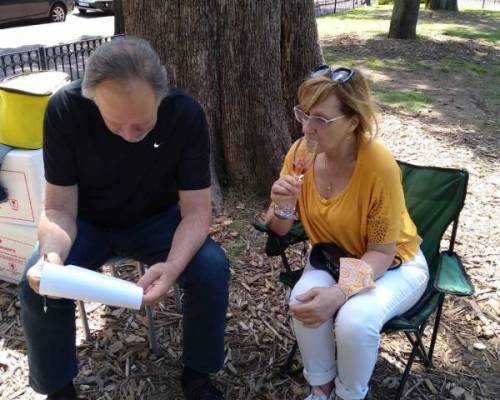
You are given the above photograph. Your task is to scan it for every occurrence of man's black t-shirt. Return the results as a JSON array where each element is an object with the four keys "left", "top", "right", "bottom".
[{"left": 43, "top": 80, "right": 210, "bottom": 228}]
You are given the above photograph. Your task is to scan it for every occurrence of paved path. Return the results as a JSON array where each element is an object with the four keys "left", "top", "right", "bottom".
[{"left": 0, "top": 10, "right": 113, "bottom": 56}]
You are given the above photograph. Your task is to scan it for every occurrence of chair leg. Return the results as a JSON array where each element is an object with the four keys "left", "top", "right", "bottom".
[
  {"left": 174, "top": 285, "right": 182, "bottom": 313},
  {"left": 395, "top": 329, "right": 429, "bottom": 400},
  {"left": 137, "top": 262, "right": 160, "bottom": 355},
  {"left": 428, "top": 295, "right": 444, "bottom": 365},
  {"left": 282, "top": 340, "right": 299, "bottom": 375},
  {"left": 77, "top": 301, "right": 92, "bottom": 341},
  {"left": 145, "top": 304, "right": 160, "bottom": 355},
  {"left": 394, "top": 339, "right": 419, "bottom": 400},
  {"left": 110, "top": 263, "right": 117, "bottom": 277},
  {"left": 404, "top": 329, "right": 431, "bottom": 367}
]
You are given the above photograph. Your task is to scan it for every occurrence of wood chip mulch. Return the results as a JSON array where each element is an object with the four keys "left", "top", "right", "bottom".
[{"left": 1, "top": 22, "right": 499, "bottom": 400}]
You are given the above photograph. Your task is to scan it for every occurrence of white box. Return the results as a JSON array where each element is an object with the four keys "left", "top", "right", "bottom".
[
  {"left": 0, "top": 222, "right": 38, "bottom": 284},
  {"left": 0, "top": 148, "right": 45, "bottom": 227}
]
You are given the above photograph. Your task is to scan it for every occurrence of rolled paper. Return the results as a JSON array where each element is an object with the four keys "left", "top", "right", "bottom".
[
  {"left": 39, "top": 262, "right": 143, "bottom": 310},
  {"left": 338, "top": 258, "right": 375, "bottom": 298}
]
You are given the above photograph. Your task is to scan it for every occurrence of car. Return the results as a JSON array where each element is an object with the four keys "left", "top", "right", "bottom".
[
  {"left": 0, "top": 0, "right": 75, "bottom": 25},
  {"left": 75, "top": 0, "right": 113, "bottom": 15}
]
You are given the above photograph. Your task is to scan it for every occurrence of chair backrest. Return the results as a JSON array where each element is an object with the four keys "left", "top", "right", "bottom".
[
  {"left": 264, "top": 161, "right": 468, "bottom": 278},
  {"left": 397, "top": 161, "right": 468, "bottom": 279}
]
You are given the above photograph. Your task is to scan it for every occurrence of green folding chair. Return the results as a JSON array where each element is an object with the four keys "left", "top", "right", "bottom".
[{"left": 254, "top": 161, "right": 474, "bottom": 400}]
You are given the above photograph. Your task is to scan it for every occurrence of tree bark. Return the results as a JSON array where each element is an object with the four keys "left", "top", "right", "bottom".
[
  {"left": 426, "top": 0, "right": 458, "bottom": 11},
  {"left": 113, "top": 0, "right": 124, "bottom": 35},
  {"left": 388, "top": 0, "right": 420, "bottom": 39},
  {"left": 281, "top": 1, "right": 323, "bottom": 141},
  {"left": 121, "top": 0, "right": 322, "bottom": 198}
]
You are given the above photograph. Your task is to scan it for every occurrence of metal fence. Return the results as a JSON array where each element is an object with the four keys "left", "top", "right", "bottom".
[
  {"left": 314, "top": 0, "right": 368, "bottom": 16},
  {"left": 0, "top": 36, "right": 114, "bottom": 81}
]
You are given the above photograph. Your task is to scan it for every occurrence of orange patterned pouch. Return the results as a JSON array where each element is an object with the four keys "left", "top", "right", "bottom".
[{"left": 338, "top": 258, "right": 375, "bottom": 298}]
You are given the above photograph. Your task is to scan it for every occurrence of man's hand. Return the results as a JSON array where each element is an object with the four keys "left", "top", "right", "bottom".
[
  {"left": 26, "top": 252, "right": 64, "bottom": 295},
  {"left": 138, "top": 262, "right": 178, "bottom": 306},
  {"left": 289, "top": 286, "right": 346, "bottom": 328},
  {"left": 26, "top": 260, "right": 44, "bottom": 294}
]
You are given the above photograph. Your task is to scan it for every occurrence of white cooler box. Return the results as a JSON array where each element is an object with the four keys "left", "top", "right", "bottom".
[
  {"left": 0, "top": 222, "right": 38, "bottom": 284},
  {"left": 0, "top": 148, "right": 45, "bottom": 226}
]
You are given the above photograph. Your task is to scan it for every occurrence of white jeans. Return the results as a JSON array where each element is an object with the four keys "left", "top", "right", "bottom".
[{"left": 290, "top": 249, "right": 429, "bottom": 400}]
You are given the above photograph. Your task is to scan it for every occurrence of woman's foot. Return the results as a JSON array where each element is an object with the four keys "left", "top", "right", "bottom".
[{"left": 304, "top": 383, "right": 337, "bottom": 400}]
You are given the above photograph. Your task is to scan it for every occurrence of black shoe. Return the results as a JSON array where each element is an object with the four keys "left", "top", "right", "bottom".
[
  {"left": 46, "top": 382, "right": 78, "bottom": 400},
  {"left": 182, "top": 376, "right": 224, "bottom": 400}
]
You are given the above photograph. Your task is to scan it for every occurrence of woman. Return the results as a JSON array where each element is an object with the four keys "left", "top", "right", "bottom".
[{"left": 265, "top": 66, "right": 429, "bottom": 400}]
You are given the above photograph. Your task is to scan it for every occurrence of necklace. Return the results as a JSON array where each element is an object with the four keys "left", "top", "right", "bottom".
[{"left": 324, "top": 156, "right": 334, "bottom": 192}]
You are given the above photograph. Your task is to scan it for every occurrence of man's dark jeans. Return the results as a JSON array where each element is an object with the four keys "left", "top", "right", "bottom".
[{"left": 18, "top": 205, "right": 230, "bottom": 395}]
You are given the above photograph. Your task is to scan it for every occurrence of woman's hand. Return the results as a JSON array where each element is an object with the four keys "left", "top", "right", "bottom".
[
  {"left": 290, "top": 286, "right": 346, "bottom": 328},
  {"left": 270, "top": 175, "right": 301, "bottom": 207}
]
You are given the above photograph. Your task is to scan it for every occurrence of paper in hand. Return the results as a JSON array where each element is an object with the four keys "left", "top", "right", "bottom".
[{"left": 39, "top": 262, "right": 143, "bottom": 310}]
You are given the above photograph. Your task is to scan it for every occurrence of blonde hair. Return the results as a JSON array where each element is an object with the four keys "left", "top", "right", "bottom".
[{"left": 297, "top": 67, "right": 379, "bottom": 140}]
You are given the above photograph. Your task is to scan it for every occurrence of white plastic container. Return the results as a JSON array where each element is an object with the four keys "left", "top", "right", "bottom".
[
  {"left": 0, "top": 222, "right": 37, "bottom": 284},
  {"left": 0, "top": 148, "right": 45, "bottom": 226}
]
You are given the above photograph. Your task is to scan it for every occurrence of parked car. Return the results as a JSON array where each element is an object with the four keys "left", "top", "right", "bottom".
[
  {"left": 75, "top": 0, "right": 113, "bottom": 14},
  {"left": 0, "top": 0, "right": 75, "bottom": 25}
]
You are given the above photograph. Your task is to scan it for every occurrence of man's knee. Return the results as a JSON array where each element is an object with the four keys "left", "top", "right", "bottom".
[
  {"left": 19, "top": 245, "right": 41, "bottom": 306},
  {"left": 187, "top": 240, "right": 229, "bottom": 288},
  {"left": 19, "top": 275, "right": 36, "bottom": 306}
]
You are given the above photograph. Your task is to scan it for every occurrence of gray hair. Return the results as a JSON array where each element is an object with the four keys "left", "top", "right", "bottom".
[{"left": 82, "top": 36, "right": 169, "bottom": 102}]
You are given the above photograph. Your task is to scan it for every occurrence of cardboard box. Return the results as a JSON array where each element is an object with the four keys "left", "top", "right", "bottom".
[
  {"left": 0, "top": 222, "right": 38, "bottom": 284},
  {"left": 0, "top": 148, "right": 45, "bottom": 227}
]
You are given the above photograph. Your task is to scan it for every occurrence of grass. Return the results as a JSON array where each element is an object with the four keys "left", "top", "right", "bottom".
[
  {"left": 442, "top": 26, "right": 500, "bottom": 44},
  {"left": 318, "top": 5, "right": 500, "bottom": 45},
  {"left": 375, "top": 90, "right": 433, "bottom": 112},
  {"left": 317, "top": 6, "right": 391, "bottom": 38},
  {"left": 437, "top": 58, "right": 499, "bottom": 111},
  {"left": 225, "top": 219, "right": 248, "bottom": 264},
  {"left": 365, "top": 56, "right": 422, "bottom": 71},
  {"left": 465, "top": 9, "right": 500, "bottom": 19},
  {"left": 439, "top": 58, "right": 488, "bottom": 75},
  {"left": 318, "top": 5, "right": 500, "bottom": 114},
  {"left": 483, "top": 61, "right": 500, "bottom": 110}
]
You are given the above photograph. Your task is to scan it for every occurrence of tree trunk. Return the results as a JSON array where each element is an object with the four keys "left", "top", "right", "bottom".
[
  {"left": 388, "top": 0, "right": 420, "bottom": 39},
  {"left": 281, "top": 1, "right": 323, "bottom": 141},
  {"left": 121, "top": 0, "right": 322, "bottom": 198},
  {"left": 113, "top": 0, "right": 124, "bottom": 35},
  {"left": 426, "top": 0, "right": 458, "bottom": 11}
]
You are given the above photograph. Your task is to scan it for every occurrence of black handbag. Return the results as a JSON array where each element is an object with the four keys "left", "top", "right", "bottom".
[
  {"left": 309, "top": 242, "right": 350, "bottom": 281},
  {"left": 310, "top": 242, "right": 403, "bottom": 280}
]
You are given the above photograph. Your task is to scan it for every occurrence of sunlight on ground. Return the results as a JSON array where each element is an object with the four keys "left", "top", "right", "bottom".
[
  {"left": 318, "top": 5, "right": 499, "bottom": 117},
  {"left": 317, "top": 6, "right": 391, "bottom": 38},
  {"left": 318, "top": 5, "right": 500, "bottom": 45}
]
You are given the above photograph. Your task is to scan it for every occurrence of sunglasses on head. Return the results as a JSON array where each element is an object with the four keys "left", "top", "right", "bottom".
[{"left": 311, "top": 65, "right": 355, "bottom": 84}]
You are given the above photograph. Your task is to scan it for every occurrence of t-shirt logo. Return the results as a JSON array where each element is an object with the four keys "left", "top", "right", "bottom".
[{"left": 153, "top": 142, "right": 162, "bottom": 148}]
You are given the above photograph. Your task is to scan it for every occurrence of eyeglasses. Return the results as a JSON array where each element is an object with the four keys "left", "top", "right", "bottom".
[
  {"left": 311, "top": 65, "right": 355, "bottom": 84},
  {"left": 294, "top": 106, "right": 345, "bottom": 129}
]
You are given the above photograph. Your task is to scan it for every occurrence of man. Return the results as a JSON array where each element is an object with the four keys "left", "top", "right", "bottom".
[{"left": 19, "top": 37, "right": 229, "bottom": 400}]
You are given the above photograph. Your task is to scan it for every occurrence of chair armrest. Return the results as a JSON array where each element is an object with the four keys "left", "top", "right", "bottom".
[
  {"left": 253, "top": 220, "right": 308, "bottom": 263},
  {"left": 253, "top": 221, "right": 272, "bottom": 234},
  {"left": 253, "top": 221, "right": 308, "bottom": 247},
  {"left": 434, "top": 251, "right": 474, "bottom": 296}
]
